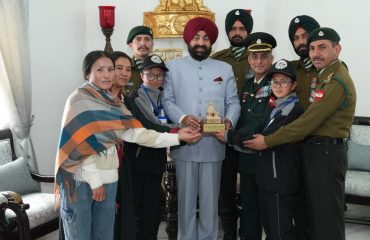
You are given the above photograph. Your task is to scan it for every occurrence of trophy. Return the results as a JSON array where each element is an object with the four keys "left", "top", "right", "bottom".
[{"left": 202, "top": 102, "right": 225, "bottom": 133}]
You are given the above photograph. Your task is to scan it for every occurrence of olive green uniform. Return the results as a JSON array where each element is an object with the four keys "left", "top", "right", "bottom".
[
  {"left": 265, "top": 60, "right": 356, "bottom": 240},
  {"left": 236, "top": 76, "right": 272, "bottom": 240},
  {"left": 212, "top": 48, "right": 250, "bottom": 239},
  {"left": 212, "top": 48, "right": 250, "bottom": 96},
  {"left": 292, "top": 59, "right": 319, "bottom": 111}
]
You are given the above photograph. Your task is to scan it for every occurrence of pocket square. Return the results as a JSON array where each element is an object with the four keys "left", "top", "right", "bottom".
[{"left": 213, "top": 77, "right": 223, "bottom": 83}]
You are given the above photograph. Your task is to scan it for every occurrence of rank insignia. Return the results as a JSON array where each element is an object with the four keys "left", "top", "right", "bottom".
[
  {"left": 323, "top": 72, "right": 334, "bottom": 84},
  {"left": 314, "top": 90, "right": 325, "bottom": 102}
]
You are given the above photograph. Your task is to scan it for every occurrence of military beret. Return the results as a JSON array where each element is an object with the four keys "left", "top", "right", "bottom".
[
  {"left": 244, "top": 32, "right": 277, "bottom": 52},
  {"left": 141, "top": 54, "right": 168, "bottom": 72},
  {"left": 225, "top": 9, "right": 253, "bottom": 35},
  {"left": 288, "top": 15, "right": 320, "bottom": 44},
  {"left": 267, "top": 59, "right": 296, "bottom": 81},
  {"left": 126, "top": 26, "right": 153, "bottom": 44},
  {"left": 307, "top": 27, "right": 341, "bottom": 45},
  {"left": 183, "top": 17, "right": 218, "bottom": 45}
]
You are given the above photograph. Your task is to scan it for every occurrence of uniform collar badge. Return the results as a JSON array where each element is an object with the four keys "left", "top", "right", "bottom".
[{"left": 324, "top": 72, "right": 334, "bottom": 83}]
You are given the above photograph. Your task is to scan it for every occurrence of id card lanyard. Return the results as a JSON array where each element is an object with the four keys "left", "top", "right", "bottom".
[{"left": 141, "top": 84, "right": 168, "bottom": 123}]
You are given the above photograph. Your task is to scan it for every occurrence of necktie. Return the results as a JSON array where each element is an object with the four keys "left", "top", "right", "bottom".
[{"left": 231, "top": 47, "right": 245, "bottom": 61}]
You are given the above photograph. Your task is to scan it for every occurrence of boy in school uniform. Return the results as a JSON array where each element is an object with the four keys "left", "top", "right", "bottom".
[{"left": 257, "top": 59, "right": 303, "bottom": 240}]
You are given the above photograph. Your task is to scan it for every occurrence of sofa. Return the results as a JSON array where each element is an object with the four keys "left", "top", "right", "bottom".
[
  {"left": 0, "top": 128, "right": 59, "bottom": 239},
  {"left": 345, "top": 116, "right": 370, "bottom": 224}
]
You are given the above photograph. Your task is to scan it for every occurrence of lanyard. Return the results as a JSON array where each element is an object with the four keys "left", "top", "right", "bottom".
[{"left": 141, "top": 84, "right": 162, "bottom": 116}]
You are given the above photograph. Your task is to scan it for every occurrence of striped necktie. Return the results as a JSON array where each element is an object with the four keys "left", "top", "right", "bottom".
[
  {"left": 303, "top": 57, "right": 313, "bottom": 70},
  {"left": 133, "top": 57, "right": 143, "bottom": 71},
  {"left": 231, "top": 47, "right": 245, "bottom": 61}
]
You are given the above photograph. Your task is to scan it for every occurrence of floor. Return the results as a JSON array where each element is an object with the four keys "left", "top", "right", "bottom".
[{"left": 38, "top": 204, "right": 370, "bottom": 240}]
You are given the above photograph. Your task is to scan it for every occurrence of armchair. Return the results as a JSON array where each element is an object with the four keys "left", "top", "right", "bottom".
[
  {"left": 345, "top": 116, "right": 370, "bottom": 225},
  {"left": 0, "top": 128, "right": 59, "bottom": 239}
]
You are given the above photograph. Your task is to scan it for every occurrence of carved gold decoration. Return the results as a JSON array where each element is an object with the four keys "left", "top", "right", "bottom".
[
  {"left": 144, "top": 0, "right": 215, "bottom": 38},
  {"left": 152, "top": 48, "right": 183, "bottom": 61}
]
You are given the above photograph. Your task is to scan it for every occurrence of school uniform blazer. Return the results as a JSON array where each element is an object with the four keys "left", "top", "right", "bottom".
[{"left": 162, "top": 56, "right": 240, "bottom": 162}]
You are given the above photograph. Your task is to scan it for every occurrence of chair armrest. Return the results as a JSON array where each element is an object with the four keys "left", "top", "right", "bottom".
[
  {"left": 30, "top": 171, "right": 54, "bottom": 183},
  {"left": 0, "top": 191, "right": 31, "bottom": 240}
]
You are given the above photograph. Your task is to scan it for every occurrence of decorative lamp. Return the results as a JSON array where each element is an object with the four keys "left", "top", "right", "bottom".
[{"left": 99, "top": 6, "right": 115, "bottom": 52}]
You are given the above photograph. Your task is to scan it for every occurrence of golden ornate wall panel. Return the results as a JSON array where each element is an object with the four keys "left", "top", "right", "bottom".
[{"left": 144, "top": 0, "right": 215, "bottom": 38}]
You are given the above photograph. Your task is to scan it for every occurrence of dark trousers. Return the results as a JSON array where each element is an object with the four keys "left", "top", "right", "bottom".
[
  {"left": 133, "top": 171, "right": 163, "bottom": 240},
  {"left": 303, "top": 143, "right": 347, "bottom": 240},
  {"left": 240, "top": 173, "right": 262, "bottom": 240},
  {"left": 259, "top": 188, "right": 297, "bottom": 240},
  {"left": 219, "top": 146, "right": 238, "bottom": 239},
  {"left": 295, "top": 165, "right": 311, "bottom": 240}
]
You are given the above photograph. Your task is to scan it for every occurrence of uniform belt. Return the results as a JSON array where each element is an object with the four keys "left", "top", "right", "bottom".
[{"left": 304, "top": 135, "right": 348, "bottom": 145}]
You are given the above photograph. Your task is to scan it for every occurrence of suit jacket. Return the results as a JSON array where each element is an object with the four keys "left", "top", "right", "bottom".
[{"left": 162, "top": 56, "right": 240, "bottom": 162}]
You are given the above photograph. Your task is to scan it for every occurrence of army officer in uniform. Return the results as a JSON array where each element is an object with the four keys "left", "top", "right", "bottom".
[
  {"left": 245, "top": 27, "right": 356, "bottom": 240},
  {"left": 215, "top": 32, "right": 276, "bottom": 240}
]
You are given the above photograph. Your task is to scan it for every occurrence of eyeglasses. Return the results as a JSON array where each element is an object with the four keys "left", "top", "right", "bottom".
[
  {"left": 143, "top": 73, "right": 164, "bottom": 81},
  {"left": 271, "top": 79, "right": 292, "bottom": 87}
]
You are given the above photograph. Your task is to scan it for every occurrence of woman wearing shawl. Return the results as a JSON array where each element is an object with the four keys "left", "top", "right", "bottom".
[{"left": 56, "top": 50, "right": 200, "bottom": 240}]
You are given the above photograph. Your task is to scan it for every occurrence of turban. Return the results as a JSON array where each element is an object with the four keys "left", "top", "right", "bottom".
[
  {"left": 288, "top": 15, "right": 320, "bottom": 44},
  {"left": 183, "top": 17, "right": 218, "bottom": 45},
  {"left": 225, "top": 9, "right": 253, "bottom": 35}
]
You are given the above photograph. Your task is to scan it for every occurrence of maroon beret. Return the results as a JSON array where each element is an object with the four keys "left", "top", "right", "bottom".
[{"left": 183, "top": 17, "right": 218, "bottom": 45}]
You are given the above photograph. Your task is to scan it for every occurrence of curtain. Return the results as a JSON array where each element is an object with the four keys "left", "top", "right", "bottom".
[{"left": 0, "top": 0, "right": 37, "bottom": 171}]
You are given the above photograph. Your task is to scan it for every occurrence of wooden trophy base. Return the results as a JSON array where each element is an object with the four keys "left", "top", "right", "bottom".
[{"left": 202, "top": 123, "right": 225, "bottom": 134}]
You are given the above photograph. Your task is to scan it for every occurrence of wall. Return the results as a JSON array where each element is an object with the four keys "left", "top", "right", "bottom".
[{"left": 29, "top": 0, "right": 370, "bottom": 191}]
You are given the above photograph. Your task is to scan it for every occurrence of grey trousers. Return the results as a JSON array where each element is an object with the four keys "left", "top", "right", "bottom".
[{"left": 176, "top": 160, "right": 223, "bottom": 240}]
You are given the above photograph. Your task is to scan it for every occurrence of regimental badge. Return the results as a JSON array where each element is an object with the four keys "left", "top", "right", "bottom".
[
  {"left": 275, "top": 60, "right": 288, "bottom": 69},
  {"left": 318, "top": 31, "right": 324, "bottom": 37},
  {"left": 311, "top": 77, "right": 318, "bottom": 88},
  {"left": 294, "top": 17, "right": 300, "bottom": 23},
  {"left": 314, "top": 90, "right": 325, "bottom": 102},
  {"left": 235, "top": 10, "right": 240, "bottom": 15},
  {"left": 151, "top": 55, "right": 162, "bottom": 63},
  {"left": 242, "top": 92, "right": 250, "bottom": 103},
  {"left": 257, "top": 39, "right": 262, "bottom": 44}
]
